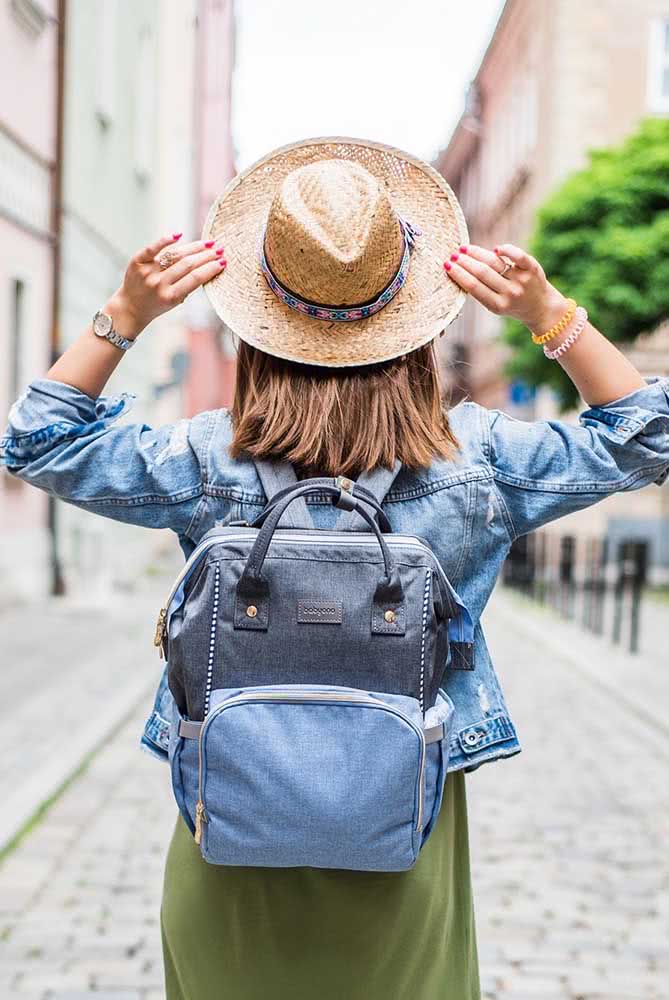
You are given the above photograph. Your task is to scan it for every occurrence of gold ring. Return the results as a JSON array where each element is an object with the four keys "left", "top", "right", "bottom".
[
  {"left": 500, "top": 259, "right": 515, "bottom": 276},
  {"left": 157, "top": 250, "right": 178, "bottom": 270}
]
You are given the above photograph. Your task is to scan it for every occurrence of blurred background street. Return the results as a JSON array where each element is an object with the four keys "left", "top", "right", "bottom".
[
  {"left": 1, "top": 0, "right": 668, "bottom": 997},
  {"left": 1, "top": 585, "right": 668, "bottom": 999}
]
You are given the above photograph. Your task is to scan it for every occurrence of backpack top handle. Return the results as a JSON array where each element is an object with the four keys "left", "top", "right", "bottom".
[
  {"left": 234, "top": 481, "right": 405, "bottom": 636},
  {"left": 252, "top": 457, "right": 403, "bottom": 533},
  {"left": 251, "top": 476, "right": 392, "bottom": 533}
]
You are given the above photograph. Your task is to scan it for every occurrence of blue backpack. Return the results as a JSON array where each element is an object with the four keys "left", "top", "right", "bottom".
[{"left": 154, "top": 460, "right": 475, "bottom": 872}]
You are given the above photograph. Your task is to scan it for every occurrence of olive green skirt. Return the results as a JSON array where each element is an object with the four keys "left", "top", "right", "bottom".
[{"left": 160, "top": 771, "right": 480, "bottom": 1000}]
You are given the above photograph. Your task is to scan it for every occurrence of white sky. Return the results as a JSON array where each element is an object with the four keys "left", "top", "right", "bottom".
[{"left": 232, "top": 0, "right": 504, "bottom": 170}]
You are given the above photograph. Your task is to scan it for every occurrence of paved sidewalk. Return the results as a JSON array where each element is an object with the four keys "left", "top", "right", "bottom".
[
  {"left": 0, "top": 583, "right": 666, "bottom": 998},
  {"left": 0, "top": 558, "right": 178, "bottom": 851},
  {"left": 470, "top": 588, "right": 669, "bottom": 1000},
  {"left": 496, "top": 582, "right": 669, "bottom": 740},
  {"left": 0, "top": 704, "right": 174, "bottom": 999}
]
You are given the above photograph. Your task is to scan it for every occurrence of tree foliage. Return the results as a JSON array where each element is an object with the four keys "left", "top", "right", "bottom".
[{"left": 501, "top": 117, "right": 669, "bottom": 409}]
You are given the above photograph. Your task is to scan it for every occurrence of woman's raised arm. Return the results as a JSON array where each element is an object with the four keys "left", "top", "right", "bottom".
[
  {"left": 444, "top": 242, "right": 645, "bottom": 406},
  {"left": 0, "top": 234, "right": 226, "bottom": 536},
  {"left": 47, "top": 233, "right": 226, "bottom": 398},
  {"left": 445, "top": 242, "right": 669, "bottom": 539}
]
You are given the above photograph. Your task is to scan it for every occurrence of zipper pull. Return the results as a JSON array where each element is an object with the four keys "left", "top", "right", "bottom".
[
  {"left": 194, "top": 800, "right": 207, "bottom": 845},
  {"left": 153, "top": 608, "right": 167, "bottom": 658}
]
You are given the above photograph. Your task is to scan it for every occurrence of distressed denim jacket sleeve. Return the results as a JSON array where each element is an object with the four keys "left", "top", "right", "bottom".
[
  {"left": 486, "top": 375, "right": 669, "bottom": 540},
  {"left": 0, "top": 377, "right": 207, "bottom": 538}
]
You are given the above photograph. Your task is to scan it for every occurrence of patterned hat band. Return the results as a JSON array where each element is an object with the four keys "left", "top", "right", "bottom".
[{"left": 259, "top": 218, "right": 422, "bottom": 323}]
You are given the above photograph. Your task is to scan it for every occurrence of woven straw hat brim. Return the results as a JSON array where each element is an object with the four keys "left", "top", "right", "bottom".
[{"left": 201, "top": 136, "right": 469, "bottom": 368}]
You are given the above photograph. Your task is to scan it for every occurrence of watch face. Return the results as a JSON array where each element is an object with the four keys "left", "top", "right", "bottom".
[{"left": 93, "top": 311, "right": 113, "bottom": 337}]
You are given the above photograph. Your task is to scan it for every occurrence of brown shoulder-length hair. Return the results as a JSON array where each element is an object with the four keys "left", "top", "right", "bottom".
[{"left": 228, "top": 338, "right": 460, "bottom": 479}]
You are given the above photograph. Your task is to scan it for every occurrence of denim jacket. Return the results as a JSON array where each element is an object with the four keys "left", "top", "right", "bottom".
[{"left": 3, "top": 374, "right": 669, "bottom": 773}]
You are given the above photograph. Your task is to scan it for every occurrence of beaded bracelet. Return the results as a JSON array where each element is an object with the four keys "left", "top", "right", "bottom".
[
  {"left": 543, "top": 306, "right": 588, "bottom": 360},
  {"left": 531, "top": 298, "right": 577, "bottom": 345}
]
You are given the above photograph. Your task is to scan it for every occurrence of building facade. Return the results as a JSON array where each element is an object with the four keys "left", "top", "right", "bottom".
[
  {"left": 0, "top": 0, "right": 59, "bottom": 605},
  {"left": 184, "top": 0, "right": 237, "bottom": 417},
  {"left": 434, "top": 0, "right": 669, "bottom": 578},
  {"left": 55, "top": 0, "right": 191, "bottom": 600},
  {"left": 435, "top": 0, "right": 669, "bottom": 406},
  {"left": 1, "top": 0, "right": 236, "bottom": 603}
]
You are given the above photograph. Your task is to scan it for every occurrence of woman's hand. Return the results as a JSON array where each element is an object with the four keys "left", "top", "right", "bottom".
[
  {"left": 44, "top": 233, "right": 227, "bottom": 398},
  {"left": 444, "top": 241, "right": 646, "bottom": 405},
  {"left": 444, "top": 243, "right": 569, "bottom": 334},
  {"left": 108, "top": 233, "right": 227, "bottom": 339}
]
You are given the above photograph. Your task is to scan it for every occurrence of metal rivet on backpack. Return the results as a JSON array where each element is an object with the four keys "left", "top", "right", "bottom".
[
  {"left": 246, "top": 605, "right": 258, "bottom": 618},
  {"left": 465, "top": 731, "right": 482, "bottom": 746},
  {"left": 384, "top": 609, "right": 397, "bottom": 623},
  {"left": 341, "top": 477, "right": 353, "bottom": 491}
]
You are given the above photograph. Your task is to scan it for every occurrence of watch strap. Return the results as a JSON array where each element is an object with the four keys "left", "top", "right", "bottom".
[
  {"left": 93, "top": 310, "right": 134, "bottom": 351},
  {"left": 105, "top": 327, "right": 134, "bottom": 351}
]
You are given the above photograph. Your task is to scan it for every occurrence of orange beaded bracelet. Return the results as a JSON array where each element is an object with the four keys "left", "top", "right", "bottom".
[{"left": 531, "top": 298, "right": 577, "bottom": 345}]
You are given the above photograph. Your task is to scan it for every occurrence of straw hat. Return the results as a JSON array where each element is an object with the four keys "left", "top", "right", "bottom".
[{"left": 202, "top": 136, "right": 468, "bottom": 368}]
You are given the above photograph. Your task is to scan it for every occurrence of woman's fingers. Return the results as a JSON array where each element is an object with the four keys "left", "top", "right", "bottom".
[
  {"left": 133, "top": 233, "right": 225, "bottom": 269},
  {"left": 117, "top": 233, "right": 227, "bottom": 324},
  {"left": 493, "top": 243, "right": 536, "bottom": 271},
  {"left": 444, "top": 259, "right": 506, "bottom": 314},
  {"left": 154, "top": 237, "right": 224, "bottom": 266},
  {"left": 450, "top": 247, "right": 515, "bottom": 295},
  {"left": 462, "top": 243, "right": 508, "bottom": 275},
  {"left": 134, "top": 233, "right": 182, "bottom": 264},
  {"left": 445, "top": 241, "right": 553, "bottom": 322},
  {"left": 162, "top": 246, "right": 225, "bottom": 284},
  {"left": 169, "top": 258, "right": 226, "bottom": 304}
]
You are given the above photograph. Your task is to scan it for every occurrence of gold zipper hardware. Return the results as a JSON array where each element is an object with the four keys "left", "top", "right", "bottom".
[
  {"left": 194, "top": 799, "right": 207, "bottom": 845},
  {"left": 153, "top": 608, "right": 167, "bottom": 658}
]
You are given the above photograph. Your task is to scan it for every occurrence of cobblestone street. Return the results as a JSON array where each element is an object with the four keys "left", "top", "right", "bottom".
[
  {"left": 470, "top": 588, "right": 669, "bottom": 1000},
  {"left": 0, "top": 584, "right": 667, "bottom": 999}
]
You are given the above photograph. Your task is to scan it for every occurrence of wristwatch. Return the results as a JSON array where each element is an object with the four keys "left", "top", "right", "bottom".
[{"left": 92, "top": 309, "right": 135, "bottom": 351}]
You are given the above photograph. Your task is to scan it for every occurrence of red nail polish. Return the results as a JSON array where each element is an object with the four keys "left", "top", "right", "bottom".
[
  {"left": 215, "top": 248, "right": 224, "bottom": 256},
  {"left": 493, "top": 247, "right": 499, "bottom": 254},
  {"left": 444, "top": 262, "right": 452, "bottom": 272},
  {"left": 172, "top": 232, "right": 183, "bottom": 240},
  {"left": 219, "top": 259, "right": 227, "bottom": 267},
  {"left": 204, "top": 240, "right": 215, "bottom": 248},
  {"left": 459, "top": 246, "right": 468, "bottom": 253},
  {"left": 450, "top": 253, "right": 459, "bottom": 262}
]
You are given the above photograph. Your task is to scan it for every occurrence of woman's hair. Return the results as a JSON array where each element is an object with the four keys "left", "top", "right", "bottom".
[{"left": 228, "top": 338, "right": 460, "bottom": 478}]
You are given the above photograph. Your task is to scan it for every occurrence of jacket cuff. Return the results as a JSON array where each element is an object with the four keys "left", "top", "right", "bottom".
[
  {"left": 1, "top": 378, "right": 136, "bottom": 468},
  {"left": 578, "top": 375, "right": 669, "bottom": 486},
  {"left": 584, "top": 375, "right": 669, "bottom": 423}
]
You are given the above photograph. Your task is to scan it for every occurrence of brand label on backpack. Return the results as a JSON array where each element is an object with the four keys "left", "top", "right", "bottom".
[{"left": 297, "top": 600, "right": 343, "bottom": 624}]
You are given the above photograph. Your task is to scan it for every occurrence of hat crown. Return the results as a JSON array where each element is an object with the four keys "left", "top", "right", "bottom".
[{"left": 264, "top": 160, "right": 404, "bottom": 307}]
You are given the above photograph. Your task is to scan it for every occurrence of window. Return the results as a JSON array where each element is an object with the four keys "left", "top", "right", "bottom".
[
  {"left": 648, "top": 17, "right": 669, "bottom": 112},
  {"left": 11, "top": 0, "right": 48, "bottom": 38},
  {"left": 95, "top": 0, "right": 116, "bottom": 127},
  {"left": 9, "top": 279, "right": 25, "bottom": 405},
  {"left": 134, "top": 24, "right": 156, "bottom": 182}
]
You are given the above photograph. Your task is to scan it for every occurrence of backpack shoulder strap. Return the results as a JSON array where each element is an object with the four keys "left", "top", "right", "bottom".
[
  {"left": 252, "top": 457, "right": 314, "bottom": 529},
  {"left": 335, "top": 458, "right": 402, "bottom": 531}
]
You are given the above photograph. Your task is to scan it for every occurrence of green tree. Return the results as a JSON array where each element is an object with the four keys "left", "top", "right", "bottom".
[{"left": 502, "top": 117, "right": 669, "bottom": 409}]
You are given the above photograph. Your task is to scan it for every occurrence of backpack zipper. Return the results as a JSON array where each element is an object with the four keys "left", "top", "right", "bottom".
[
  {"left": 154, "top": 529, "right": 448, "bottom": 655},
  {"left": 193, "top": 689, "right": 426, "bottom": 845}
]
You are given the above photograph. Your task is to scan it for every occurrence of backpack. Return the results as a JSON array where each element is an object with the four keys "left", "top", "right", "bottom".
[{"left": 154, "top": 458, "right": 475, "bottom": 872}]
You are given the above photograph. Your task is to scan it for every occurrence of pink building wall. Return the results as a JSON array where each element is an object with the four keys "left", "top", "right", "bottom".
[
  {"left": 0, "top": 0, "right": 59, "bottom": 601},
  {"left": 0, "top": 0, "right": 58, "bottom": 160},
  {"left": 185, "top": 0, "right": 237, "bottom": 416}
]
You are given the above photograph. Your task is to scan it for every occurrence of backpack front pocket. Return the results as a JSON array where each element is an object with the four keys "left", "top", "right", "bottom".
[{"left": 196, "top": 686, "right": 429, "bottom": 871}]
